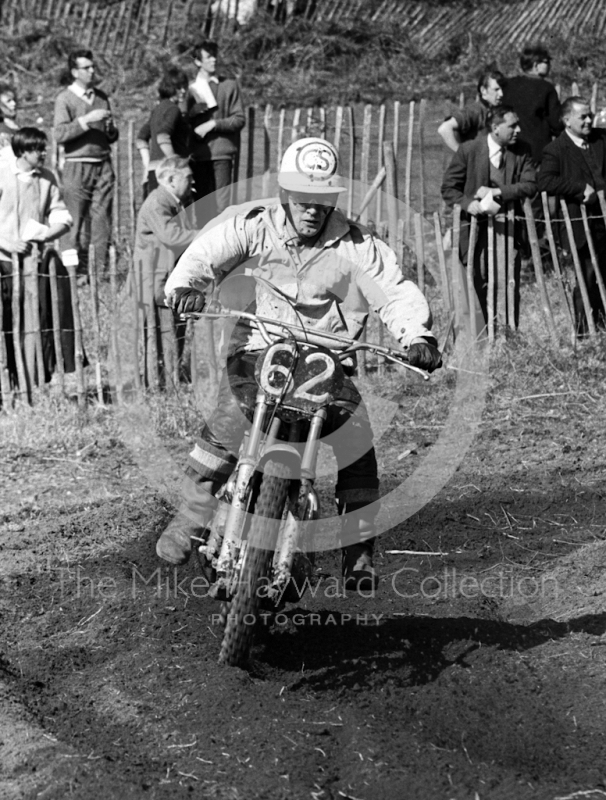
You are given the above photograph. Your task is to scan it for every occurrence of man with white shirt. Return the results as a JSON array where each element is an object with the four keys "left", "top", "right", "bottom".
[
  {"left": 441, "top": 105, "right": 537, "bottom": 322},
  {"left": 187, "top": 40, "right": 245, "bottom": 225},
  {"left": 53, "top": 49, "right": 118, "bottom": 278},
  {"left": 539, "top": 97, "right": 606, "bottom": 333}
]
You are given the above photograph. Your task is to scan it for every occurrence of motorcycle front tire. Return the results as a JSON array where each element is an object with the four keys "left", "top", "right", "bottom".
[{"left": 218, "top": 458, "right": 291, "bottom": 667}]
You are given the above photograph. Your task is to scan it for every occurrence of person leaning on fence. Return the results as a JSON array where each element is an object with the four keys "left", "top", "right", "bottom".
[
  {"left": 502, "top": 44, "right": 562, "bottom": 167},
  {"left": 538, "top": 97, "right": 606, "bottom": 335},
  {"left": 187, "top": 39, "right": 245, "bottom": 225},
  {"left": 438, "top": 69, "right": 506, "bottom": 152},
  {"left": 131, "top": 156, "right": 198, "bottom": 386},
  {"left": 441, "top": 105, "right": 537, "bottom": 322},
  {"left": 0, "top": 128, "right": 73, "bottom": 394},
  {"left": 136, "top": 66, "right": 191, "bottom": 200},
  {"left": 53, "top": 49, "right": 119, "bottom": 279},
  {"left": 154, "top": 137, "right": 442, "bottom": 592}
]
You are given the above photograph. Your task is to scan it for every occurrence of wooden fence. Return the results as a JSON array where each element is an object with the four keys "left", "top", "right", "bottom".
[
  {"left": 2, "top": 93, "right": 605, "bottom": 407},
  {"left": 2, "top": 0, "right": 605, "bottom": 59}
]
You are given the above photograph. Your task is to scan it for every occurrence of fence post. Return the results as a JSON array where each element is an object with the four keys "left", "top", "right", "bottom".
[
  {"left": 524, "top": 198, "right": 558, "bottom": 345},
  {"left": 486, "top": 217, "right": 495, "bottom": 341},
  {"left": 560, "top": 198, "right": 595, "bottom": 337},
  {"left": 88, "top": 245, "right": 105, "bottom": 404},
  {"left": 540, "top": 191, "right": 574, "bottom": 333},
  {"left": 291, "top": 107, "right": 301, "bottom": 144},
  {"left": 375, "top": 104, "right": 386, "bottom": 224},
  {"left": 47, "top": 250, "right": 65, "bottom": 392},
  {"left": 108, "top": 245, "right": 123, "bottom": 403},
  {"left": 11, "top": 255, "right": 29, "bottom": 401},
  {"left": 65, "top": 261, "right": 86, "bottom": 406},
  {"left": 393, "top": 99, "right": 400, "bottom": 157},
  {"left": 0, "top": 271, "right": 13, "bottom": 405},
  {"left": 245, "top": 105, "right": 255, "bottom": 201},
  {"left": 404, "top": 100, "right": 415, "bottom": 238},
  {"left": 29, "top": 246, "right": 45, "bottom": 388},
  {"left": 418, "top": 98, "right": 426, "bottom": 221},
  {"left": 127, "top": 120, "right": 136, "bottom": 241},
  {"left": 383, "top": 142, "right": 398, "bottom": 253},
  {"left": 263, "top": 103, "right": 272, "bottom": 197},
  {"left": 360, "top": 105, "right": 372, "bottom": 225},
  {"left": 333, "top": 105, "right": 343, "bottom": 151},
  {"left": 414, "top": 213, "right": 425, "bottom": 294},
  {"left": 451, "top": 204, "right": 462, "bottom": 330},
  {"left": 128, "top": 264, "right": 142, "bottom": 396},
  {"left": 277, "top": 106, "right": 286, "bottom": 171},
  {"left": 506, "top": 205, "right": 517, "bottom": 330},
  {"left": 466, "top": 216, "right": 479, "bottom": 342},
  {"left": 433, "top": 211, "right": 452, "bottom": 315},
  {"left": 495, "top": 213, "right": 507, "bottom": 332},
  {"left": 346, "top": 106, "right": 355, "bottom": 220}
]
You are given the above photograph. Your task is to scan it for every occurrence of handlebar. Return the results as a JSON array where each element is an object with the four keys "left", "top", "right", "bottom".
[{"left": 183, "top": 308, "right": 430, "bottom": 381}]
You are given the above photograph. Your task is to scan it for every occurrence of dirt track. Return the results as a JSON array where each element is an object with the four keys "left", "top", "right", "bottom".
[{"left": 3, "top": 341, "right": 606, "bottom": 800}]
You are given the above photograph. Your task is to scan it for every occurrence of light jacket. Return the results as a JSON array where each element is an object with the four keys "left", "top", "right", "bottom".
[{"left": 165, "top": 202, "right": 434, "bottom": 355}]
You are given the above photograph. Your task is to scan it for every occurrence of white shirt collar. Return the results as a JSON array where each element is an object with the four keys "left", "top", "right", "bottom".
[
  {"left": 69, "top": 82, "right": 94, "bottom": 101},
  {"left": 487, "top": 134, "right": 503, "bottom": 157},
  {"left": 566, "top": 129, "right": 588, "bottom": 148}
]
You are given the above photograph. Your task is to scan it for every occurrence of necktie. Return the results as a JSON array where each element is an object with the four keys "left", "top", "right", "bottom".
[
  {"left": 495, "top": 148, "right": 504, "bottom": 169},
  {"left": 84, "top": 90, "right": 94, "bottom": 104}
]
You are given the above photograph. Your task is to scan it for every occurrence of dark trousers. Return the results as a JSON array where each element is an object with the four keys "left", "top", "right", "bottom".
[
  {"left": 573, "top": 240, "right": 606, "bottom": 334},
  {"left": 62, "top": 159, "right": 114, "bottom": 274},
  {"left": 190, "top": 159, "right": 233, "bottom": 227}
]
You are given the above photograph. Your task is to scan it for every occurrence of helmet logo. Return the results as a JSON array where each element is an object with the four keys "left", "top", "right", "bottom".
[{"left": 295, "top": 142, "right": 338, "bottom": 180}]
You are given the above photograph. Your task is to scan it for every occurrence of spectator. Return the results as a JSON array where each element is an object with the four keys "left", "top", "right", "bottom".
[
  {"left": 538, "top": 97, "right": 606, "bottom": 334},
  {"left": 136, "top": 66, "right": 191, "bottom": 199},
  {"left": 131, "top": 156, "right": 198, "bottom": 385},
  {"left": 0, "top": 127, "right": 73, "bottom": 394},
  {"left": 438, "top": 69, "right": 505, "bottom": 152},
  {"left": 187, "top": 39, "right": 245, "bottom": 224},
  {"left": 53, "top": 49, "right": 119, "bottom": 279},
  {"left": 0, "top": 81, "right": 19, "bottom": 161},
  {"left": 441, "top": 105, "right": 537, "bottom": 321},
  {"left": 502, "top": 44, "right": 562, "bottom": 165}
]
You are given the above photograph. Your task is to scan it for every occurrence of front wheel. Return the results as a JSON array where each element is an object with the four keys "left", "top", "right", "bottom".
[{"left": 218, "top": 458, "right": 291, "bottom": 667}]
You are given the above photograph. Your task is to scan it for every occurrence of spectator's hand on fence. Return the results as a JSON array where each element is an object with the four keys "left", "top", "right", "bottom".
[
  {"left": 474, "top": 186, "right": 492, "bottom": 200},
  {"left": 467, "top": 200, "right": 484, "bottom": 216},
  {"left": 582, "top": 183, "right": 597, "bottom": 205},
  {"left": 8, "top": 239, "right": 32, "bottom": 255},
  {"left": 195, "top": 120, "right": 217, "bottom": 139},
  {"left": 172, "top": 287, "right": 206, "bottom": 315},
  {"left": 408, "top": 339, "right": 443, "bottom": 373}
]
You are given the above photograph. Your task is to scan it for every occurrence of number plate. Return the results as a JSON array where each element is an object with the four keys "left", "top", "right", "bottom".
[{"left": 255, "top": 341, "right": 344, "bottom": 413}]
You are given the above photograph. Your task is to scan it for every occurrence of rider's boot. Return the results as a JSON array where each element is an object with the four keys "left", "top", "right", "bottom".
[
  {"left": 339, "top": 501, "right": 379, "bottom": 593},
  {"left": 156, "top": 468, "right": 218, "bottom": 565}
]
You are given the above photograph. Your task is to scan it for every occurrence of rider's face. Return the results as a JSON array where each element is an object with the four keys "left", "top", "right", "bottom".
[{"left": 287, "top": 192, "right": 337, "bottom": 240}]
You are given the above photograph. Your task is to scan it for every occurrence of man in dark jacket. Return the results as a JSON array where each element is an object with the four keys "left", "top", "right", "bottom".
[
  {"left": 538, "top": 96, "right": 606, "bottom": 333},
  {"left": 187, "top": 39, "right": 245, "bottom": 225},
  {"left": 441, "top": 105, "right": 537, "bottom": 321},
  {"left": 502, "top": 44, "right": 562, "bottom": 166}
]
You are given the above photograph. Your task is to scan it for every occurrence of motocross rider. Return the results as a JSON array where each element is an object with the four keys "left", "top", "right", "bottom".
[{"left": 156, "top": 137, "right": 442, "bottom": 591}]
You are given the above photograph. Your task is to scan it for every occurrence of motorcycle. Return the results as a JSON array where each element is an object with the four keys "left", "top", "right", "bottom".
[{"left": 186, "top": 279, "right": 429, "bottom": 667}]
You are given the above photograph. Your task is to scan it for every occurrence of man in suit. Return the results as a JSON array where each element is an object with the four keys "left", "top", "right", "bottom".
[
  {"left": 441, "top": 105, "right": 537, "bottom": 321},
  {"left": 187, "top": 39, "right": 245, "bottom": 225},
  {"left": 538, "top": 96, "right": 606, "bottom": 334},
  {"left": 132, "top": 156, "right": 198, "bottom": 385}
]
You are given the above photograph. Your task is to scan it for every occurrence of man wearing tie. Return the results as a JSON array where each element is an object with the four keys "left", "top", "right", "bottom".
[
  {"left": 538, "top": 96, "right": 606, "bottom": 334},
  {"left": 441, "top": 105, "right": 537, "bottom": 321},
  {"left": 54, "top": 49, "right": 118, "bottom": 278}
]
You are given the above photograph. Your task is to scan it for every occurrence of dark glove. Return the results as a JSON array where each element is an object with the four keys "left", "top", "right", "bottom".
[
  {"left": 408, "top": 341, "right": 443, "bottom": 373},
  {"left": 172, "top": 287, "right": 205, "bottom": 315}
]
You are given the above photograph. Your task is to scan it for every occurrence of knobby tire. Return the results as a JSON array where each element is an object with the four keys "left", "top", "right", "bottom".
[{"left": 218, "top": 459, "right": 291, "bottom": 667}]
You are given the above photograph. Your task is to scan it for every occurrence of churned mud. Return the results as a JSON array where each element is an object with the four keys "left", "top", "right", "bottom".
[{"left": 2, "top": 338, "right": 606, "bottom": 800}]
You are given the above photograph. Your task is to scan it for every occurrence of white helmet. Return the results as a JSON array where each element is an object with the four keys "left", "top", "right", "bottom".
[{"left": 278, "top": 137, "right": 346, "bottom": 194}]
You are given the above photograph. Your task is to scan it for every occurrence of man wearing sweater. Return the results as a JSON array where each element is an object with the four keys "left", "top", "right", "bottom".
[
  {"left": 187, "top": 39, "right": 245, "bottom": 225},
  {"left": 53, "top": 49, "right": 119, "bottom": 277}
]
